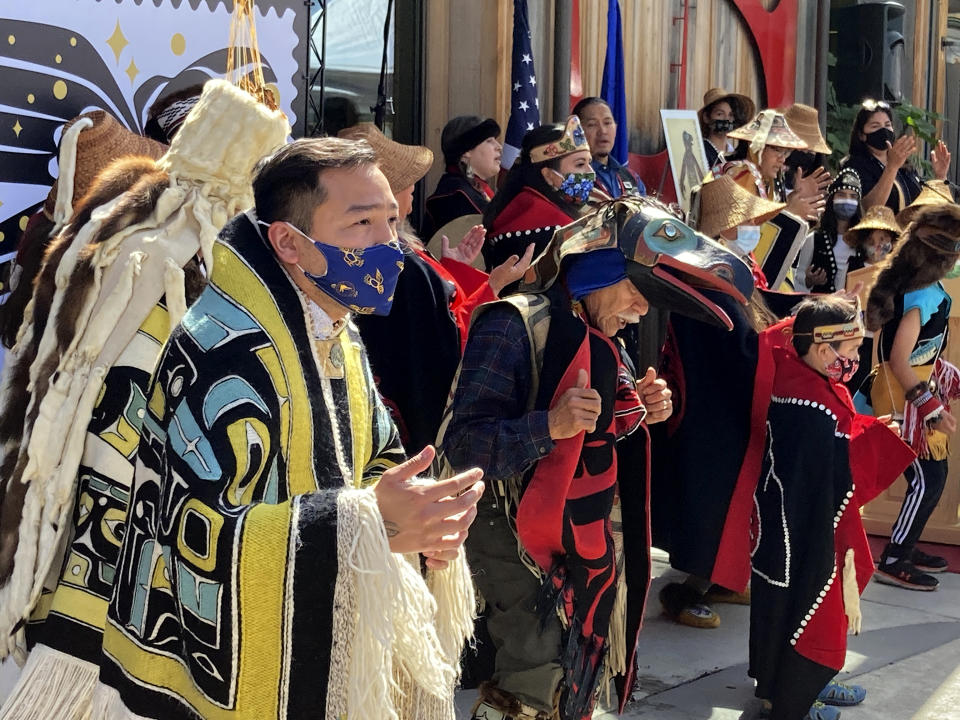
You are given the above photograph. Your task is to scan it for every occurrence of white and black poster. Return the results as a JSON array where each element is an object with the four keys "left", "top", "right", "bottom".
[{"left": 0, "top": 0, "right": 309, "bottom": 263}]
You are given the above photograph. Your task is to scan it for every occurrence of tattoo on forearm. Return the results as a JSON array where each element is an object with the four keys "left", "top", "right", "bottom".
[{"left": 383, "top": 520, "right": 399, "bottom": 538}]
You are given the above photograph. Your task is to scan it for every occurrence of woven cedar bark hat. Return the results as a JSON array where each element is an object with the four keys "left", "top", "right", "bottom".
[
  {"left": 896, "top": 180, "right": 957, "bottom": 226},
  {"left": 728, "top": 110, "right": 808, "bottom": 152},
  {"left": 338, "top": 122, "right": 434, "bottom": 193},
  {"left": 698, "top": 88, "right": 757, "bottom": 127},
  {"left": 43, "top": 110, "right": 168, "bottom": 222},
  {"left": 782, "top": 103, "right": 832, "bottom": 154},
  {"left": 695, "top": 173, "right": 786, "bottom": 239},
  {"left": 848, "top": 204, "right": 901, "bottom": 238}
]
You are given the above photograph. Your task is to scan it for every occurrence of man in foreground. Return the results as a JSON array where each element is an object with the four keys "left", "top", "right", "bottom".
[{"left": 96, "top": 138, "right": 485, "bottom": 719}]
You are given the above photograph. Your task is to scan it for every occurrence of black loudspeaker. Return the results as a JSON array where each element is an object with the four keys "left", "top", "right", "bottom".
[{"left": 831, "top": 1, "right": 906, "bottom": 104}]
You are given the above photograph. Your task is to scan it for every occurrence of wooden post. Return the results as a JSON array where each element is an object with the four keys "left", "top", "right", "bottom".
[
  {"left": 913, "top": 0, "right": 932, "bottom": 109},
  {"left": 933, "top": 0, "right": 949, "bottom": 122},
  {"left": 497, "top": 0, "right": 513, "bottom": 135}
]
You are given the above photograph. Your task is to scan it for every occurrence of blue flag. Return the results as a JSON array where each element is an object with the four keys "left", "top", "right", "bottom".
[
  {"left": 601, "top": 0, "right": 628, "bottom": 164},
  {"left": 502, "top": 0, "right": 540, "bottom": 169}
]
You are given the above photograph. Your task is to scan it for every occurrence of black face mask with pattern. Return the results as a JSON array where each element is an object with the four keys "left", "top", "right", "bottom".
[{"left": 711, "top": 119, "right": 736, "bottom": 134}]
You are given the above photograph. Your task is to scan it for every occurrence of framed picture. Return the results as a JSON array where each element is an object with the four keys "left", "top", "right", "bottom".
[{"left": 660, "top": 109, "right": 709, "bottom": 214}]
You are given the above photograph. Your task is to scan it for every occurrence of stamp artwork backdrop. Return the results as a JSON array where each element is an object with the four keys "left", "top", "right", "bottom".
[{"left": 0, "top": 0, "right": 309, "bottom": 265}]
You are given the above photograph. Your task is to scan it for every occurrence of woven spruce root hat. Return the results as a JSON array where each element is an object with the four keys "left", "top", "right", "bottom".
[
  {"left": 338, "top": 122, "right": 434, "bottom": 193},
  {"left": 896, "top": 180, "right": 957, "bottom": 226},
  {"left": 782, "top": 103, "right": 832, "bottom": 155},
  {"left": 698, "top": 88, "right": 756, "bottom": 127},
  {"left": 728, "top": 110, "right": 808, "bottom": 156},
  {"left": 696, "top": 174, "right": 786, "bottom": 239},
  {"left": 848, "top": 205, "right": 901, "bottom": 238},
  {"left": 43, "top": 110, "right": 168, "bottom": 227}
]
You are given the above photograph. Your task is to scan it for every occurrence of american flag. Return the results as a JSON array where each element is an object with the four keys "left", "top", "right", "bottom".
[{"left": 501, "top": 0, "right": 540, "bottom": 169}]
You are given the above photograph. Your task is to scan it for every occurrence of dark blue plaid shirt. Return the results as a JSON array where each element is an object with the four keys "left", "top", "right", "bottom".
[{"left": 442, "top": 305, "right": 554, "bottom": 485}]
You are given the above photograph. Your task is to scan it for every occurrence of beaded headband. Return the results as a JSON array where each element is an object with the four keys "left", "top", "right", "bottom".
[
  {"left": 803, "top": 318, "right": 865, "bottom": 343},
  {"left": 793, "top": 298, "right": 865, "bottom": 343},
  {"left": 530, "top": 115, "right": 591, "bottom": 163},
  {"left": 793, "top": 315, "right": 865, "bottom": 343}
]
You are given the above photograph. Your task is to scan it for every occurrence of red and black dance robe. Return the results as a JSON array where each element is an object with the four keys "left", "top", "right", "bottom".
[
  {"left": 357, "top": 245, "right": 494, "bottom": 453},
  {"left": 515, "top": 296, "right": 649, "bottom": 720},
  {"left": 749, "top": 345, "right": 914, "bottom": 719},
  {"left": 651, "top": 294, "right": 807, "bottom": 592},
  {"left": 422, "top": 168, "right": 494, "bottom": 240},
  {"left": 442, "top": 287, "right": 653, "bottom": 719},
  {"left": 484, "top": 187, "right": 578, "bottom": 278},
  {"left": 650, "top": 293, "right": 760, "bottom": 585}
]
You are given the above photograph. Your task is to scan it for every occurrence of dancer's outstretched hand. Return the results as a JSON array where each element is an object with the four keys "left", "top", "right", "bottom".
[{"left": 375, "top": 445, "right": 484, "bottom": 568}]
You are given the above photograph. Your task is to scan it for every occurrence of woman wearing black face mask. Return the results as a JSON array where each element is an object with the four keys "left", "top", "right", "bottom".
[
  {"left": 698, "top": 88, "right": 755, "bottom": 172},
  {"left": 840, "top": 99, "right": 951, "bottom": 214}
]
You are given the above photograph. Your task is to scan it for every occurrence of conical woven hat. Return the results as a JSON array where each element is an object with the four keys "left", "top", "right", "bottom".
[
  {"left": 699, "top": 88, "right": 756, "bottom": 126},
  {"left": 44, "top": 110, "right": 167, "bottom": 219},
  {"left": 897, "top": 180, "right": 957, "bottom": 226},
  {"left": 782, "top": 103, "right": 831, "bottom": 154},
  {"left": 728, "top": 110, "right": 808, "bottom": 150},
  {"left": 848, "top": 205, "right": 901, "bottom": 237},
  {"left": 338, "top": 123, "right": 434, "bottom": 193},
  {"left": 696, "top": 174, "right": 785, "bottom": 239}
]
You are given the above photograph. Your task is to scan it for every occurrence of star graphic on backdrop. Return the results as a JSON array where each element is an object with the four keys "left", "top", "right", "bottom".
[
  {"left": 521, "top": 53, "right": 532, "bottom": 65},
  {"left": 518, "top": 100, "right": 529, "bottom": 111},
  {"left": 513, "top": 81, "right": 521, "bottom": 92},
  {"left": 529, "top": 75, "right": 537, "bottom": 86},
  {"left": 526, "top": 122, "right": 535, "bottom": 131},
  {"left": 535, "top": 98, "right": 540, "bottom": 107},
  {"left": 125, "top": 58, "right": 139, "bottom": 84},
  {"left": 106, "top": 20, "right": 128, "bottom": 64},
  {"left": 12, "top": 119, "right": 22, "bottom": 138}
]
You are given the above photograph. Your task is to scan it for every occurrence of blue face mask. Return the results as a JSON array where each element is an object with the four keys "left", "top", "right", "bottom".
[
  {"left": 553, "top": 170, "right": 596, "bottom": 204},
  {"left": 734, "top": 225, "right": 762, "bottom": 254},
  {"left": 833, "top": 198, "right": 859, "bottom": 220},
  {"left": 270, "top": 221, "right": 405, "bottom": 316}
]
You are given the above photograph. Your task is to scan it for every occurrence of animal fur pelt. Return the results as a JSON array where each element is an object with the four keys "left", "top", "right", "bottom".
[
  {"left": 0, "top": 157, "right": 165, "bottom": 583},
  {"left": 0, "top": 79, "right": 290, "bottom": 662}
]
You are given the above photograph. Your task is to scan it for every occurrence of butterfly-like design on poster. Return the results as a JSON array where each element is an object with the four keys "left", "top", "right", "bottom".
[{"left": 0, "top": 0, "right": 307, "bottom": 265}]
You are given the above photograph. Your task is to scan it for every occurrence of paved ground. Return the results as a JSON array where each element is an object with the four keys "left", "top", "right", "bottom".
[
  {"left": 3, "top": 548, "right": 958, "bottom": 719},
  {"left": 456, "top": 548, "right": 960, "bottom": 720}
]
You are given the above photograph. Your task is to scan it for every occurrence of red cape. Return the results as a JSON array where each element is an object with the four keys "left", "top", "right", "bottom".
[
  {"left": 712, "top": 319, "right": 915, "bottom": 595},
  {"left": 489, "top": 187, "right": 574, "bottom": 238}
]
